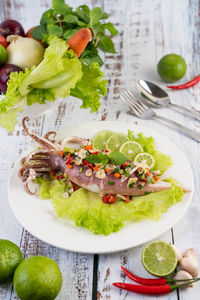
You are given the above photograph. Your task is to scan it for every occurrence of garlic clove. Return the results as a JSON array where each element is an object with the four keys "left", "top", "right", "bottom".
[
  {"left": 174, "top": 270, "right": 194, "bottom": 288},
  {"left": 180, "top": 248, "right": 199, "bottom": 277},
  {"left": 170, "top": 244, "right": 182, "bottom": 261}
]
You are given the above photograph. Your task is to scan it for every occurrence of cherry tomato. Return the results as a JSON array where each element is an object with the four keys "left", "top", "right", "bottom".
[{"left": 0, "top": 35, "right": 8, "bottom": 48}]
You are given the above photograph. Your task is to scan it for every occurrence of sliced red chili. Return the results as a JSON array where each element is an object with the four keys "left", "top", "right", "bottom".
[{"left": 66, "top": 157, "right": 72, "bottom": 165}]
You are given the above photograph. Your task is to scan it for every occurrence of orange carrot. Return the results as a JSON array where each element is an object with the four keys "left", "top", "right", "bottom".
[
  {"left": 93, "top": 165, "right": 99, "bottom": 171},
  {"left": 114, "top": 173, "right": 121, "bottom": 178},
  {"left": 105, "top": 168, "right": 111, "bottom": 173},
  {"left": 58, "top": 151, "right": 64, "bottom": 156},
  {"left": 68, "top": 164, "right": 73, "bottom": 169},
  {"left": 85, "top": 145, "right": 93, "bottom": 150},
  {"left": 67, "top": 28, "right": 92, "bottom": 57}
]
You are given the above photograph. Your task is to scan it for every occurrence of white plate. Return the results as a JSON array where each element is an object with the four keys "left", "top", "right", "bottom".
[{"left": 8, "top": 121, "right": 194, "bottom": 254}]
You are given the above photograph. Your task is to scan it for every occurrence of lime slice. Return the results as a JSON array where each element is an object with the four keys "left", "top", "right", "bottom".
[
  {"left": 141, "top": 241, "right": 178, "bottom": 277},
  {"left": 134, "top": 153, "right": 155, "bottom": 169},
  {"left": 106, "top": 133, "right": 128, "bottom": 152},
  {"left": 119, "top": 141, "right": 143, "bottom": 160},
  {"left": 92, "top": 130, "right": 113, "bottom": 150}
]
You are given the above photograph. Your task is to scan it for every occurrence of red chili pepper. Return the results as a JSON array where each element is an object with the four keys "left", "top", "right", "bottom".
[
  {"left": 91, "top": 151, "right": 99, "bottom": 155},
  {"left": 167, "top": 75, "right": 200, "bottom": 90},
  {"left": 122, "top": 161, "right": 129, "bottom": 167},
  {"left": 66, "top": 157, "right": 72, "bottom": 165},
  {"left": 121, "top": 266, "right": 167, "bottom": 285},
  {"left": 102, "top": 194, "right": 116, "bottom": 204},
  {"left": 121, "top": 266, "right": 200, "bottom": 286},
  {"left": 113, "top": 279, "right": 200, "bottom": 295}
]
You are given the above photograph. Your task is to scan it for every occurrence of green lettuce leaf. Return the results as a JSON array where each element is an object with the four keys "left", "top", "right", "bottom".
[
  {"left": 20, "top": 36, "right": 69, "bottom": 96},
  {"left": 70, "top": 62, "right": 107, "bottom": 112},
  {"left": 36, "top": 177, "right": 184, "bottom": 235}
]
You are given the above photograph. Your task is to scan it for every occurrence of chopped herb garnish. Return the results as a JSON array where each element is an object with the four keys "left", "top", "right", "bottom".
[
  {"left": 129, "top": 182, "right": 135, "bottom": 188},
  {"left": 139, "top": 170, "right": 144, "bottom": 176},
  {"left": 64, "top": 147, "right": 75, "bottom": 154},
  {"left": 113, "top": 167, "right": 120, "bottom": 173},
  {"left": 145, "top": 191, "right": 150, "bottom": 195},
  {"left": 124, "top": 170, "right": 130, "bottom": 177},
  {"left": 146, "top": 176, "right": 151, "bottom": 183},
  {"left": 151, "top": 178, "right": 155, "bottom": 183},
  {"left": 108, "top": 181, "right": 115, "bottom": 185},
  {"left": 138, "top": 184, "right": 143, "bottom": 190},
  {"left": 141, "top": 173, "right": 145, "bottom": 180},
  {"left": 80, "top": 167, "right": 83, "bottom": 173},
  {"left": 119, "top": 169, "right": 124, "bottom": 175}
]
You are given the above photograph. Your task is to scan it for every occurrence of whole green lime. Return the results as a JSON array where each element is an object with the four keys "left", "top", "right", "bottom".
[
  {"left": 0, "top": 239, "right": 23, "bottom": 284},
  {"left": 157, "top": 54, "right": 187, "bottom": 82},
  {"left": 13, "top": 256, "right": 62, "bottom": 300},
  {"left": 0, "top": 44, "right": 7, "bottom": 65}
]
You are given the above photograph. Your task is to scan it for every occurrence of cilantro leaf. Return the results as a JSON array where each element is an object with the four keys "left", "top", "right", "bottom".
[
  {"left": 85, "top": 153, "right": 108, "bottom": 166},
  {"left": 90, "top": 7, "right": 106, "bottom": 26},
  {"left": 52, "top": 0, "right": 72, "bottom": 15},
  {"left": 81, "top": 42, "right": 103, "bottom": 66},
  {"left": 97, "top": 34, "right": 116, "bottom": 53},
  {"left": 103, "top": 22, "right": 118, "bottom": 36},
  {"left": 109, "top": 151, "right": 128, "bottom": 165},
  {"left": 33, "top": 1, "right": 118, "bottom": 66},
  {"left": 31, "top": 24, "right": 47, "bottom": 40},
  {"left": 48, "top": 24, "right": 63, "bottom": 37}
]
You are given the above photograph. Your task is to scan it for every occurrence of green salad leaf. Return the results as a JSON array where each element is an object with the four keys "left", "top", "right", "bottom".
[
  {"left": 36, "top": 177, "right": 183, "bottom": 235},
  {"left": 70, "top": 61, "right": 107, "bottom": 112},
  {"left": 0, "top": 35, "right": 107, "bottom": 131}
]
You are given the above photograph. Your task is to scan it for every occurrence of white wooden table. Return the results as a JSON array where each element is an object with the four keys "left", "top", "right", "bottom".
[{"left": 1, "top": 0, "right": 200, "bottom": 299}]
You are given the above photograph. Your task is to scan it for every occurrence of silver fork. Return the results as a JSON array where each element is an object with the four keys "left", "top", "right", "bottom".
[{"left": 121, "top": 90, "right": 200, "bottom": 142}]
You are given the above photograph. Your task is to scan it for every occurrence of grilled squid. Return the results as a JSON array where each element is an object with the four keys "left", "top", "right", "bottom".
[{"left": 19, "top": 117, "right": 171, "bottom": 196}]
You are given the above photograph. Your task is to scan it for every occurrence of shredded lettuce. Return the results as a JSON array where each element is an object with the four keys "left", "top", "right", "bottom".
[
  {"left": 36, "top": 177, "right": 184, "bottom": 235},
  {"left": 128, "top": 131, "right": 172, "bottom": 173}
]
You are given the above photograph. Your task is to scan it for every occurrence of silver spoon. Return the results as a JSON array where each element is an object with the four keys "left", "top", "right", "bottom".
[{"left": 136, "top": 79, "right": 200, "bottom": 121}]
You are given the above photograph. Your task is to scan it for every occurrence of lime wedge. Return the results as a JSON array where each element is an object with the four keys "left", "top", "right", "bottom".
[
  {"left": 141, "top": 241, "right": 178, "bottom": 277},
  {"left": 92, "top": 130, "right": 113, "bottom": 150},
  {"left": 106, "top": 133, "right": 128, "bottom": 152},
  {"left": 119, "top": 141, "right": 143, "bottom": 160},
  {"left": 134, "top": 153, "right": 155, "bottom": 169}
]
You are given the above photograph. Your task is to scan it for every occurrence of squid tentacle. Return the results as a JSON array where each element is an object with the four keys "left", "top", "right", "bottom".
[
  {"left": 22, "top": 117, "right": 62, "bottom": 151},
  {"left": 44, "top": 131, "right": 57, "bottom": 143}
]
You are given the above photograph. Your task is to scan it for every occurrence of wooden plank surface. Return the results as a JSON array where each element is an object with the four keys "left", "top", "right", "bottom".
[{"left": 0, "top": 0, "right": 200, "bottom": 299}]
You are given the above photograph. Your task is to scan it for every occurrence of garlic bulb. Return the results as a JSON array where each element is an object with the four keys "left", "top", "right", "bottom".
[
  {"left": 6, "top": 35, "right": 44, "bottom": 69},
  {"left": 174, "top": 270, "right": 194, "bottom": 288},
  {"left": 180, "top": 248, "right": 199, "bottom": 277}
]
